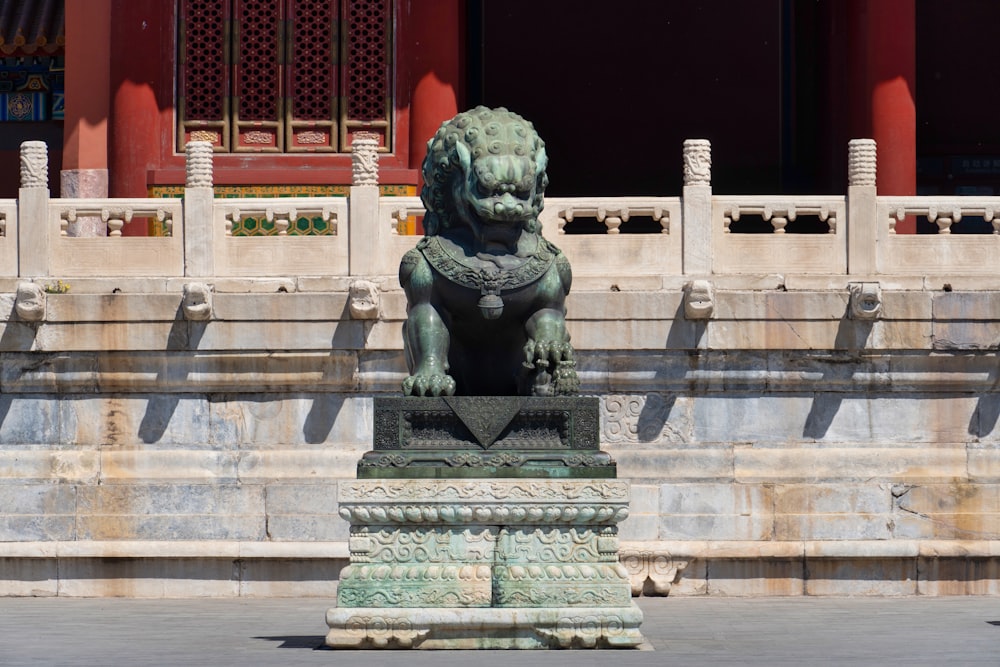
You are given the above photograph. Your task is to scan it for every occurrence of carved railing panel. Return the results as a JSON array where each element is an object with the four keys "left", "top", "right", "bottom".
[
  {"left": 48, "top": 199, "right": 184, "bottom": 277},
  {"left": 214, "top": 197, "right": 349, "bottom": 277},
  {"left": 877, "top": 196, "right": 1000, "bottom": 275},
  {"left": 540, "top": 198, "right": 683, "bottom": 280},
  {"left": 712, "top": 195, "right": 848, "bottom": 275}
]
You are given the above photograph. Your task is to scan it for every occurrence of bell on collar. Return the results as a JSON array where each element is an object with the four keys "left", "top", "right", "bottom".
[{"left": 478, "top": 293, "right": 504, "bottom": 319}]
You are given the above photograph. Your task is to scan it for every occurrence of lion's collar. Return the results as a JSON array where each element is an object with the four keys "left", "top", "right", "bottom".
[{"left": 417, "top": 235, "right": 557, "bottom": 293}]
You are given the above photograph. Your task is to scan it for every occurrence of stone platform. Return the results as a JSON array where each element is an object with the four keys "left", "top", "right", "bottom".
[{"left": 325, "top": 479, "right": 645, "bottom": 649}]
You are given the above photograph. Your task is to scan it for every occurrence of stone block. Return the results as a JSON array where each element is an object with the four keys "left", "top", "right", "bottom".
[
  {"left": 708, "top": 320, "right": 841, "bottom": 350},
  {"left": 76, "top": 484, "right": 265, "bottom": 540},
  {"left": 238, "top": 559, "right": 343, "bottom": 597},
  {"left": 62, "top": 395, "right": 214, "bottom": 448},
  {"left": 210, "top": 395, "right": 371, "bottom": 447},
  {"left": 1, "top": 352, "right": 99, "bottom": 392},
  {"left": 894, "top": 484, "right": 1000, "bottom": 514},
  {"left": 692, "top": 395, "right": 813, "bottom": 444},
  {"left": 211, "top": 293, "right": 349, "bottom": 321},
  {"left": 566, "top": 291, "right": 682, "bottom": 321},
  {"left": 264, "top": 483, "right": 347, "bottom": 541},
  {"left": 0, "top": 515, "right": 76, "bottom": 542},
  {"left": 658, "top": 484, "right": 773, "bottom": 541},
  {"left": 237, "top": 448, "right": 367, "bottom": 481},
  {"left": 869, "top": 320, "right": 934, "bottom": 349},
  {"left": 774, "top": 484, "right": 892, "bottom": 514},
  {"left": 0, "top": 396, "right": 69, "bottom": 445},
  {"left": 56, "top": 558, "right": 240, "bottom": 597},
  {"left": 570, "top": 319, "right": 702, "bottom": 351},
  {"left": 969, "top": 443, "right": 1000, "bottom": 479},
  {"left": 612, "top": 448, "right": 734, "bottom": 483},
  {"left": 774, "top": 514, "right": 892, "bottom": 540},
  {"left": 44, "top": 294, "right": 181, "bottom": 322},
  {"left": 0, "top": 450, "right": 99, "bottom": 483},
  {"left": 804, "top": 559, "right": 917, "bottom": 596},
  {"left": 707, "top": 559, "right": 805, "bottom": 596},
  {"left": 735, "top": 444, "right": 969, "bottom": 483},
  {"left": 0, "top": 558, "right": 58, "bottom": 596},
  {"left": 926, "top": 554, "right": 1000, "bottom": 600},
  {"left": 932, "top": 291, "right": 1000, "bottom": 320},
  {"left": 932, "top": 321, "right": 1000, "bottom": 350},
  {"left": 357, "top": 350, "right": 406, "bottom": 392},
  {"left": 197, "top": 320, "right": 366, "bottom": 351},
  {"left": 100, "top": 450, "right": 239, "bottom": 482}
]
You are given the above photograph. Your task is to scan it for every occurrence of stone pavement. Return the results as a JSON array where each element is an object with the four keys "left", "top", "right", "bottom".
[{"left": 1, "top": 596, "right": 998, "bottom": 666}]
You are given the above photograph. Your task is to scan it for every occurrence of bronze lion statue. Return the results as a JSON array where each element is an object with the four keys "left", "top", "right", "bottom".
[{"left": 399, "top": 107, "right": 579, "bottom": 397}]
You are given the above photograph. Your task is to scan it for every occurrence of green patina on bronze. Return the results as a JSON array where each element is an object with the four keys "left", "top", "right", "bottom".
[{"left": 400, "top": 106, "right": 578, "bottom": 398}]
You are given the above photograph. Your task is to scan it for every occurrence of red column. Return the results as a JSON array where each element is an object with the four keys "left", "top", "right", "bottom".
[
  {"left": 849, "top": 0, "right": 916, "bottom": 231},
  {"left": 62, "top": 0, "right": 111, "bottom": 198},
  {"left": 404, "top": 0, "right": 463, "bottom": 178},
  {"left": 108, "top": 0, "right": 166, "bottom": 200}
]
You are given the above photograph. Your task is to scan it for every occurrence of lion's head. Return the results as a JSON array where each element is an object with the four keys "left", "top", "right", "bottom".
[{"left": 421, "top": 106, "right": 549, "bottom": 238}]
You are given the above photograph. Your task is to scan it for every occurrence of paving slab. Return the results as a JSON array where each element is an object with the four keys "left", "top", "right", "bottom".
[{"left": 0, "top": 596, "right": 998, "bottom": 666}]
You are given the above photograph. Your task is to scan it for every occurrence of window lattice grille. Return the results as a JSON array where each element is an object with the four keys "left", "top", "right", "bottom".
[{"left": 178, "top": 0, "right": 391, "bottom": 153}]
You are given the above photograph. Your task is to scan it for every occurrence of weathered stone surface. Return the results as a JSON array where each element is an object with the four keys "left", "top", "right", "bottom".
[
  {"left": 658, "top": 484, "right": 774, "bottom": 541},
  {"left": 804, "top": 559, "right": 917, "bottom": 596},
  {"left": 706, "top": 559, "right": 805, "bottom": 596}
]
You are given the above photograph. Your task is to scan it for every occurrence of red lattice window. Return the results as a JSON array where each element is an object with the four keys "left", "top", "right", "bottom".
[{"left": 178, "top": 0, "right": 392, "bottom": 153}]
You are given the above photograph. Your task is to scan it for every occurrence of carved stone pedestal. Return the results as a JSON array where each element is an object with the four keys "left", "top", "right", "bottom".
[{"left": 325, "top": 479, "right": 645, "bottom": 649}]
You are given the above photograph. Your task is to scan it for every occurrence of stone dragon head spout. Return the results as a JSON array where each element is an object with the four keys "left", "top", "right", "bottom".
[{"left": 420, "top": 106, "right": 549, "bottom": 249}]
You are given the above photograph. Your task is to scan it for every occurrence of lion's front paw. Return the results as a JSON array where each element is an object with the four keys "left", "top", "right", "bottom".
[
  {"left": 523, "top": 339, "right": 578, "bottom": 396},
  {"left": 402, "top": 373, "right": 456, "bottom": 397}
]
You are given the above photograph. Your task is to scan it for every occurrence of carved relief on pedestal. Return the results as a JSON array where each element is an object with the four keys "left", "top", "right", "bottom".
[
  {"left": 602, "top": 394, "right": 686, "bottom": 444},
  {"left": 619, "top": 550, "right": 689, "bottom": 596}
]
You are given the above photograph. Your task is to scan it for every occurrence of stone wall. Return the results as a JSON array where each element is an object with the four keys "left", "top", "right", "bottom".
[{"left": 1, "top": 284, "right": 998, "bottom": 596}]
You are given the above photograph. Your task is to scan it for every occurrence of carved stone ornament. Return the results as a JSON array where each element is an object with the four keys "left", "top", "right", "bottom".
[
  {"left": 352, "top": 132, "right": 380, "bottom": 186},
  {"left": 848, "top": 138, "right": 877, "bottom": 187},
  {"left": 682, "top": 138, "right": 711, "bottom": 186},
  {"left": 619, "top": 550, "right": 689, "bottom": 596},
  {"left": 14, "top": 281, "right": 45, "bottom": 322},
  {"left": 185, "top": 141, "right": 214, "bottom": 188},
  {"left": 349, "top": 279, "right": 380, "bottom": 320},
  {"left": 683, "top": 279, "right": 715, "bottom": 319},
  {"left": 19, "top": 141, "right": 48, "bottom": 189},
  {"left": 849, "top": 281, "right": 882, "bottom": 320},
  {"left": 181, "top": 282, "right": 213, "bottom": 321}
]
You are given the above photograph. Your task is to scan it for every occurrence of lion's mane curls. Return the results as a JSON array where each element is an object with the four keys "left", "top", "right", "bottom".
[{"left": 420, "top": 106, "right": 549, "bottom": 236}]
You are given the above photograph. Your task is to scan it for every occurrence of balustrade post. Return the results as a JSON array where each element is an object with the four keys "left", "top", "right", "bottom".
[
  {"left": 18, "top": 141, "right": 52, "bottom": 278},
  {"left": 348, "top": 132, "right": 381, "bottom": 276},
  {"left": 682, "top": 139, "right": 713, "bottom": 275},
  {"left": 183, "top": 141, "right": 215, "bottom": 277},
  {"left": 847, "top": 139, "right": 878, "bottom": 275}
]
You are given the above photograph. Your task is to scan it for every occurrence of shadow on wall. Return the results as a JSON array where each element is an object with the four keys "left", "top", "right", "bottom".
[{"left": 636, "top": 301, "right": 706, "bottom": 441}]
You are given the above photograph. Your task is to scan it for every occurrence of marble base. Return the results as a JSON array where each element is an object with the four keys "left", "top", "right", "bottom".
[
  {"left": 327, "top": 479, "right": 645, "bottom": 649},
  {"left": 325, "top": 605, "right": 645, "bottom": 649}
]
